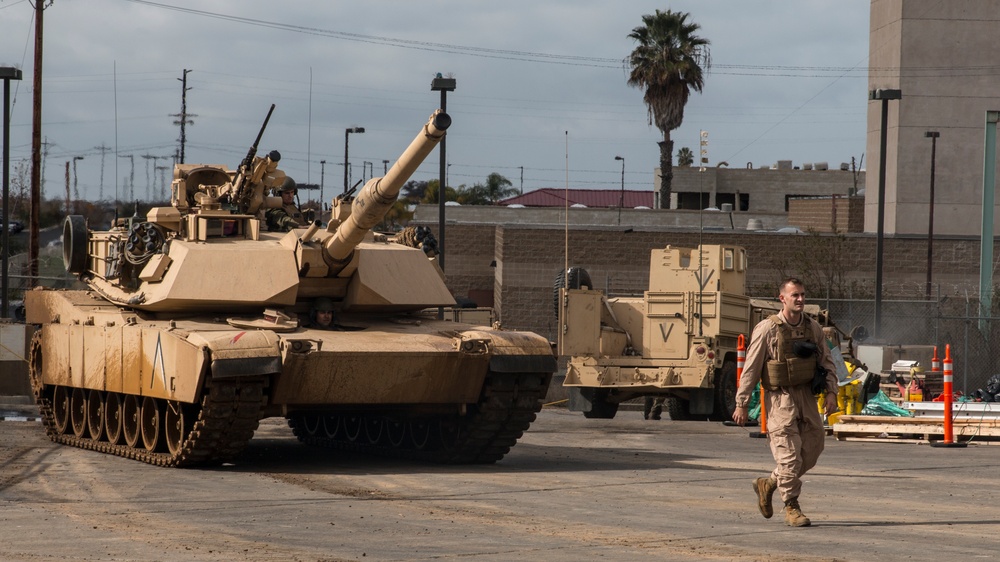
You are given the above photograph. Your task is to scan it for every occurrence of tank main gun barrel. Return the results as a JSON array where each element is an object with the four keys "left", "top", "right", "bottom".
[{"left": 323, "top": 109, "right": 450, "bottom": 269}]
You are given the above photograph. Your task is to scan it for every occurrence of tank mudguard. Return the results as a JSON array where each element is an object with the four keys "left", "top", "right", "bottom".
[
  {"left": 186, "top": 330, "right": 282, "bottom": 379},
  {"left": 462, "top": 329, "right": 556, "bottom": 373}
]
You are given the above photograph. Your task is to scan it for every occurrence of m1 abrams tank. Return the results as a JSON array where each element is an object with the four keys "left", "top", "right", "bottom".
[{"left": 24, "top": 107, "right": 555, "bottom": 467}]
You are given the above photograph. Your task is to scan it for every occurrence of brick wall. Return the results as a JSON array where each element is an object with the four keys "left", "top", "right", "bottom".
[{"left": 788, "top": 195, "right": 864, "bottom": 233}]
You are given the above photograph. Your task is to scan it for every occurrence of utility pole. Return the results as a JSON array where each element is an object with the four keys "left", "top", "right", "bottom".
[
  {"left": 64, "top": 161, "right": 69, "bottom": 216},
  {"left": 519, "top": 165, "right": 524, "bottom": 195},
  {"left": 171, "top": 69, "right": 195, "bottom": 164},
  {"left": 30, "top": 0, "right": 52, "bottom": 286},
  {"left": 119, "top": 154, "right": 134, "bottom": 202},
  {"left": 40, "top": 137, "right": 52, "bottom": 198},
  {"left": 141, "top": 154, "right": 155, "bottom": 200},
  {"left": 94, "top": 143, "right": 111, "bottom": 200},
  {"left": 155, "top": 165, "right": 169, "bottom": 202}
]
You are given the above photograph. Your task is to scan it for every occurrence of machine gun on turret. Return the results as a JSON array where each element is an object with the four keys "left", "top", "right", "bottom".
[{"left": 231, "top": 104, "right": 277, "bottom": 215}]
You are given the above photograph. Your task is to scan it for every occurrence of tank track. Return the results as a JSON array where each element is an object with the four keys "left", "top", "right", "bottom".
[
  {"left": 29, "top": 333, "right": 265, "bottom": 467},
  {"left": 288, "top": 370, "right": 552, "bottom": 464}
]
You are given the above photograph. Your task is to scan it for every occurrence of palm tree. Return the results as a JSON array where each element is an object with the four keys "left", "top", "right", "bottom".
[
  {"left": 677, "top": 147, "right": 695, "bottom": 167},
  {"left": 626, "top": 10, "right": 710, "bottom": 209}
]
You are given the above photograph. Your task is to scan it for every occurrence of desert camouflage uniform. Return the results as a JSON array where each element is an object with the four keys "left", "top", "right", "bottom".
[{"left": 735, "top": 312, "right": 839, "bottom": 503}]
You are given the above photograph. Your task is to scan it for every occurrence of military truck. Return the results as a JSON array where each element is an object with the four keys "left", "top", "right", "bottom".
[{"left": 557, "top": 244, "right": 822, "bottom": 421}]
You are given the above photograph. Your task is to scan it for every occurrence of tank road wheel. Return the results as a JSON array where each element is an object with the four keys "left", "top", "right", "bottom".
[
  {"left": 165, "top": 401, "right": 191, "bottom": 456},
  {"left": 322, "top": 415, "right": 340, "bottom": 439},
  {"left": 122, "top": 394, "right": 141, "bottom": 448},
  {"left": 70, "top": 387, "right": 88, "bottom": 438},
  {"left": 364, "top": 416, "right": 384, "bottom": 444},
  {"left": 385, "top": 418, "right": 406, "bottom": 448},
  {"left": 342, "top": 415, "right": 362, "bottom": 442},
  {"left": 301, "top": 414, "right": 322, "bottom": 437},
  {"left": 52, "top": 386, "right": 71, "bottom": 435},
  {"left": 437, "top": 418, "right": 463, "bottom": 452},
  {"left": 86, "top": 390, "right": 105, "bottom": 441},
  {"left": 105, "top": 393, "right": 124, "bottom": 445},
  {"left": 140, "top": 396, "right": 164, "bottom": 452},
  {"left": 409, "top": 420, "right": 431, "bottom": 450},
  {"left": 711, "top": 360, "right": 738, "bottom": 422}
]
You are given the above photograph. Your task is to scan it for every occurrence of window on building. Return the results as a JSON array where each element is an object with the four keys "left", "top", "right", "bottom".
[{"left": 676, "top": 192, "right": 710, "bottom": 210}]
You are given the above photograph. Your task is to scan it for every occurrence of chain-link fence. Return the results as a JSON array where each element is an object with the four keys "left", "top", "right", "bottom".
[{"left": 806, "top": 291, "right": 1000, "bottom": 397}]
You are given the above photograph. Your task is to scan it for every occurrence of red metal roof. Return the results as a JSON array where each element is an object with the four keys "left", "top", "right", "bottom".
[{"left": 499, "top": 188, "right": 654, "bottom": 208}]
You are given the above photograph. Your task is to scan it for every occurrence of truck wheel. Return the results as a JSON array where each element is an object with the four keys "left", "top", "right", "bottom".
[
  {"left": 553, "top": 267, "right": 593, "bottom": 318},
  {"left": 711, "top": 360, "right": 738, "bottom": 422},
  {"left": 581, "top": 388, "right": 619, "bottom": 419},
  {"left": 665, "top": 396, "right": 695, "bottom": 421},
  {"left": 63, "top": 215, "right": 89, "bottom": 274}
]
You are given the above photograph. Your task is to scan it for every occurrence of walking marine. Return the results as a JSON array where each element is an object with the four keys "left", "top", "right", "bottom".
[{"left": 732, "top": 277, "right": 839, "bottom": 527}]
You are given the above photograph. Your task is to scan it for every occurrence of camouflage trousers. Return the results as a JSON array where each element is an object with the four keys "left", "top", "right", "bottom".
[{"left": 764, "top": 384, "right": 825, "bottom": 502}]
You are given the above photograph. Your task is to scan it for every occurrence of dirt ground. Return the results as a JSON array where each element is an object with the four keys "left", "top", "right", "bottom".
[{"left": 2, "top": 406, "right": 999, "bottom": 561}]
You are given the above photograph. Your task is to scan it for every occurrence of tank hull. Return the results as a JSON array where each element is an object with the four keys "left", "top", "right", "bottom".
[{"left": 26, "top": 289, "right": 555, "bottom": 466}]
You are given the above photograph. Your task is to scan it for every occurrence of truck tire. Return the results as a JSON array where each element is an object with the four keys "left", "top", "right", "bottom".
[
  {"left": 711, "top": 360, "right": 738, "bottom": 422},
  {"left": 665, "top": 396, "right": 695, "bottom": 421},
  {"left": 580, "top": 388, "right": 618, "bottom": 419},
  {"left": 553, "top": 267, "right": 593, "bottom": 318}
]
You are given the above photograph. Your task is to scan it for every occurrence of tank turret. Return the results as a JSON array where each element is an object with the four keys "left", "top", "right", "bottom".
[{"left": 61, "top": 109, "right": 453, "bottom": 313}]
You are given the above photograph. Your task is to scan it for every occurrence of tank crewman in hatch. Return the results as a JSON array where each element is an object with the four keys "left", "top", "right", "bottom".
[
  {"left": 309, "top": 296, "right": 337, "bottom": 330},
  {"left": 732, "top": 277, "right": 839, "bottom": 528},
  {"left": 264, "top": 177, "right": 303, "bottom": 231}
]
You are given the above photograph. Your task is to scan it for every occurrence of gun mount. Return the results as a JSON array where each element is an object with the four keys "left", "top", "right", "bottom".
[{"left": 324, "top": 109, "right": 450, "bottom": 274}]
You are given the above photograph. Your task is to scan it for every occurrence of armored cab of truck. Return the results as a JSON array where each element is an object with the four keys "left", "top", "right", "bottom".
[{"left": 25, "top": 108, "right": 555, "bottom": 467}]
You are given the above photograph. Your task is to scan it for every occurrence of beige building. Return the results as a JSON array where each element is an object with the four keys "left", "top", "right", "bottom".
[{"left": 866, "top": 0, "right": 1000, "bottom": 236}]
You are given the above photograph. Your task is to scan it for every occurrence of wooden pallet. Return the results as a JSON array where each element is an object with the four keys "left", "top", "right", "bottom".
[{"left": 833, "top": 414, "right": 1000, "bottom": 444}]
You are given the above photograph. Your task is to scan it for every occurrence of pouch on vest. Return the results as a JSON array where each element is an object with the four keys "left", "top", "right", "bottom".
[{"left": 761, "top": 315, "right": 819, "bottom": 391}]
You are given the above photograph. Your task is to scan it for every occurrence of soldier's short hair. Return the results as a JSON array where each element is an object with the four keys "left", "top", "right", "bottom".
[{"left": 779, "top": 277, "right": 804, "bottom": 294}]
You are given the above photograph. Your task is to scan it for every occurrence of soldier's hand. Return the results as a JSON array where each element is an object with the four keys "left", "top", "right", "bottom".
[
  {"left": 732, "top": 406, "right": 749, "bottom": 426},
  {"left": 824, "top": 392, "right": 838, "bottom": 415}
]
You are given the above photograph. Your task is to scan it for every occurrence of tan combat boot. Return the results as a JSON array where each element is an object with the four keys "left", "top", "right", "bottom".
[
  {"left": 751, "top": 477, "right": 777, "bottom": 519},
  {"left": 784, "top": 498, "right": 811, "bottom": 527}
]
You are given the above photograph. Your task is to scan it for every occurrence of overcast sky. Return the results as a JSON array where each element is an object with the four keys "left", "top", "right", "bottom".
[{"left": 0, "top": 0, "right": 871, "bottom": 203}]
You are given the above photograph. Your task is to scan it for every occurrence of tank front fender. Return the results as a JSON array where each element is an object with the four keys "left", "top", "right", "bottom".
[
  {"left": 462, "top": 329, "right": 556, "bottom": 374},
  {"left": 186, "top": 330, "right": 282, "bottom": 379}
]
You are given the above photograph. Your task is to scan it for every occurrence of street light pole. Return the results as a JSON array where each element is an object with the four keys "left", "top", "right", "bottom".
[
  {"left": 925, "top": 131, "right": 940, "bottom": 300},
  {"left": 72, "top": 155, "right": 84, "bottom": 210},
  {"left": 344, "top": 127, "right": 364, "bottom": 193},
  {"left": 319, "top": 159, "right": 326, "bottom": 211},
  {"left": 615, "top": 156, "right": 625, "bottom": 225},
  {"left": 1, "top": 66, "right": 23, "bottom": 318},
  {"left": 431, "top": 73, "right": 456, "bottom": 272},
  {"left": 870, "top": 88, "right": 902, "bottom": 339}
]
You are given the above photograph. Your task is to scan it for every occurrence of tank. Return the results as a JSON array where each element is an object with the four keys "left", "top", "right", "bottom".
[{"left": 24, "top": 107, "right": 555, "bottom": 467}]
